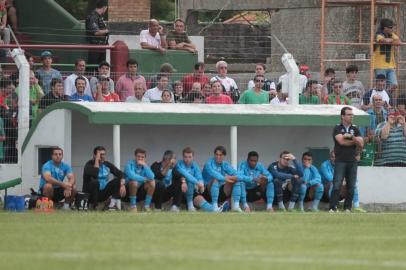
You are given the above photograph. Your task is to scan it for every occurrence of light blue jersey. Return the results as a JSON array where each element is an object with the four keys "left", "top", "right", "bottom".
[
  {"left": 202, "top": 157, "right": 238, "bottom": 185},
  {"left": 35, "top": 68, "right": 62, "bottom": 94},
  {"left": 69, "top": 93, "right": 94, "bottom": 102},
  {"left": 39, "top": 160, "right": 73, "bottom": 189},
  {"left": 303, "top": 165, "right": 322, "bottom": 186},
  {"left": 238, "top": 161, "right": 273, "bottom": 190},
  {"left": 176, "top": 160, "right": 203, "bottom": 185},
  {"left": 124, "top": 160, "right": 155, "bottom": 184},
  {"left": 319, "top": 160, "right": 334, "bottom": 183}
]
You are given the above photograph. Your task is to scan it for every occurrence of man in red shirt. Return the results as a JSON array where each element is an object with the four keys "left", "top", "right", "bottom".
[
  {"left": 96, "top": 76, "right": 120, "bottom": 102},
  {"left": 206, "top": 81, "right": 233, "bottom": 104},
  {"left": 182, "top": 62, "right": 209, "bottom": 94}
]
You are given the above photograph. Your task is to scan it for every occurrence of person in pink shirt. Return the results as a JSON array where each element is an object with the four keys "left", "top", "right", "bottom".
[
  {"left": 115, "top": 59, "right": 146, "bottom": 101},
  {"left": 205, "top": 81, "right": 233, "bottom": 104}
]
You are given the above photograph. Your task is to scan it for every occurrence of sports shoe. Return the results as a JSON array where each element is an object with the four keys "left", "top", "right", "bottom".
[
  {"left": 129, "top": 206, "right": 138, "bottom": 213},
  {"left": 188, "top": 206, "right": 197, "bottom": 212},
  {"left": 266, "top": 207, "right": 274, "bottom": 213},
  {"left": 353, "top": 207, "right": 367, "bottom": 213},
  {"left": 310, "top": 208, "right": 320, "bottom": 213},
  {"left": 329, "top": 208, "right": 339, "bottom": 213},
  {"left": 277, "top": 207, "right": 287, "bottom": 212},
  {"left": 344, "top": 209, "right": 352, "bottom": 213},
  {"left": 218, "top": 201, "right": 230, "bottom": 212},
  {"left": 144, "top": 207, "right": 152, "bottom": 212},
  {"left": 170, "top": 205, "right": 180, "bottom": 212},
  {"left": 232, "top": 206, "right": 244, "bottom": 213}
]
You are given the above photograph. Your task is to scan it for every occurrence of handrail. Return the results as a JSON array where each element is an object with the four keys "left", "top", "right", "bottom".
[{"left": 0, "top": 44, "right": 114, "bottom": 50}]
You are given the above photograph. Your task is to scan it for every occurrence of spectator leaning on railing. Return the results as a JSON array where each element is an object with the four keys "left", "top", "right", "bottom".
[{"left": 166, "top": 18, "right": 197, "bottom": 53}]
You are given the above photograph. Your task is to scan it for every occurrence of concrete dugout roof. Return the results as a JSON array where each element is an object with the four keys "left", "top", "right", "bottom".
[{"left": 22, "top": 102, "right": 369, "bottom": 152}]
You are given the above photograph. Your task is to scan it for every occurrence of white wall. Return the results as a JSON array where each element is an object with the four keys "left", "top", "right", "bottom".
[
  {"left": 108, "top": 35, "right": 205, "bottom": 62},
  {"left": 358, "top": 167, "right": 406, "bottom": 204},
  {"left": 17, "top": 109, "right": 71, "bottom": 194}
]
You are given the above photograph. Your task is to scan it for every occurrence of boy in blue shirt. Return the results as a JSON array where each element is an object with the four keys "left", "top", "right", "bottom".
[
  {"left": 202, "top": 145, "right": 243, "bottom": 212},
  {"left": 238, "top": 151, "right": 274, "bottom": 212},
  {"left": 39, "top": 147, "right": 76, "bottom": 209},
  {"left": 124, "top": 148, "right": 155, "bottom": 212},
  {"left": 268, "top": 150, "right": 304, "bottom": 211},
  {"left": 175, "top": 147, "right": 225, "bottom": 212},
  {"left": 299, "top": 152, "right": 324, "bottom": 212},
  {"left": 69, "top": 76, "right": 94, "bottom": 101}
]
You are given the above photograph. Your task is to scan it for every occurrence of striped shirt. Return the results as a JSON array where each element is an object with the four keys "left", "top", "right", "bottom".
[{"left": 375, "top": 124, "right": 406, "bottom": 166}]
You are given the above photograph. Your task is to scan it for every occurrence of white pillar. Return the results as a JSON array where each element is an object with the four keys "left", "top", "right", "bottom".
[
  {"left": 12, "top": 48, "right": 29, "bottom": 167},
  {"left": 113, "top": 125, "right": 120, "bottom": 168},
  {"left": 230, "top": 126, "right": 238, "bottom": 168}
]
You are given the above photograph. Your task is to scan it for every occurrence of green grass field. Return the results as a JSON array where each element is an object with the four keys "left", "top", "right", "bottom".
[{"left": 1, "top": 212, "right": 406, "bottom": 270}]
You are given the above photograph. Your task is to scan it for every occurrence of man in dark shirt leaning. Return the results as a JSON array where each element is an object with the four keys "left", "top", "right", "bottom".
[
  {"left": 329, "top": 107, "right": 364, "bottom": 213},
  {"left": 83, "top": 146, "right": 126, "bottom": 210},
  {"left": 166, "top": 19, "right": 197, "bottom": 53},
  {"left": 85, "top": 0, "right": 109, "bottom": 66}
]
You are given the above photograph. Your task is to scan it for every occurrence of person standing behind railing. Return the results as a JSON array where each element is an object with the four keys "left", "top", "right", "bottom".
[{"left": 86, "top": 0, "right": 109, "bottom": 66}]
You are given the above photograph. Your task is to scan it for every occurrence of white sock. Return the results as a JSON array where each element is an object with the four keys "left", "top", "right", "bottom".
[
  {"left": 288, "top": 201, "right": 295, "bottom": 209},
  {"left": 109, "top": 198, "right": 116, "bottom": 208}
]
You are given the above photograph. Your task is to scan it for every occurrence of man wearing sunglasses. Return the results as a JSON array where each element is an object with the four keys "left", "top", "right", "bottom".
[{"left": 238, "top": 75, "right": 269, "bottom": 104}]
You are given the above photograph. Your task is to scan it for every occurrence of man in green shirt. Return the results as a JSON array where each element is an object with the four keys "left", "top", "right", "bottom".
[
  {"left": 299, "top": 80, "right": 320, "bottom": 105},
  {"left": 238, "top": 75, "right": 269, "bottom": 104},
  {"left": 166, "top": 19, "right": 197, "bottom": 53}
]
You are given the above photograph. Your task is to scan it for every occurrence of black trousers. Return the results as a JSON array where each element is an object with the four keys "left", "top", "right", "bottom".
[
  {"left": 88, "top": 49, "right": 106, "bottom": 68},
  {"left": 153, "top": 180, "right": 182, "bottom": 209},
  {"left": 83, "top": 178, "right": 121, "bottom": 206}
]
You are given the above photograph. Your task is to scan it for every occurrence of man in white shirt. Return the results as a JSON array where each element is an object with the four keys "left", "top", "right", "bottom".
[
  {"left": 126, "top": 82, "right": 150, "bottom": 103},
  {"left": 144, "top": 74, "right": 173, "bottom": 102},
  {"left": 64, "top": 59, "right": 92, "bottom": 97},
  {"left": 140, "top": 19, "right": 167, "bottom": 54}
]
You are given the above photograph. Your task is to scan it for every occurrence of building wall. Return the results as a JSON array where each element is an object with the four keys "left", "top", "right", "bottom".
[{"left": 108, "top": 0, "right": 151, "bottom": 22}]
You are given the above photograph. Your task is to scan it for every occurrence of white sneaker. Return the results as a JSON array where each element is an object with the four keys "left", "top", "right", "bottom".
[
  {"left": 170, "top": 205, "right": 180, "bottom": 212},
  {"left": 232, "top": 207, "right": 243, "bottom": 213},
  {"left": 188, "top": 206, "right": 196, "bottom": 212}
]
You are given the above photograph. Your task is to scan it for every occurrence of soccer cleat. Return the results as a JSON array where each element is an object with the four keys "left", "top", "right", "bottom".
[
  {"left": 129, "top": 206, "right": 138, "bottom": 213},
  {"left": 170, "top": 205, "right": 180, "bottom": 212},
  {"left": 309, "top": 208, "right": 320, "bottom": 213},
  {"left": 353, "top": 207, "right": 367, "bottom": 213},
  {"left": 218, "top": 201, "right": 230, "bottom": 212},
  {"left": 344, "top": 209, "right": 352, "bottom": 213},
  {"left": 144, "top": 207, "right": 152, "bottom": 212},
  {"left": 266, "top": 207, "right": 274, "bottom": 213},
  {"left": 329, "top": 208, "right": 339, "bottom": 213},
  {"left": 188, "top": 206, "right": 197, "bottom": 212},
  {"left": 277, "top": 207, "right": 287, "bottom": 212}
]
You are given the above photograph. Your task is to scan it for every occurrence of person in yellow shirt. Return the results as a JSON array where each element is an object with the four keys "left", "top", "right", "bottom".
[{"left": 373, "top": 19, "right": 401, "bottom": 94}]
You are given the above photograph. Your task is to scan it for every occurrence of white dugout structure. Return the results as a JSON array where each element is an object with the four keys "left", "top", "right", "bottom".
[{"left": 3, "top": 101, "right": 402, "bottom": 205}]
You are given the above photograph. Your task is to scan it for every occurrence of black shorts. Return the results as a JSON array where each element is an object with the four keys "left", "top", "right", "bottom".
[
  {"left": 202, "top": 184, "right": 228, "bottom": 203},
  {"left": 246, "top": 186, "right": 265, "bottom": 203},
  {"left": 122, "top": 182, "right": 147, "bottom": 202},
  {"left": 39, "top": 187, "right": 65, "bottom": 202}
]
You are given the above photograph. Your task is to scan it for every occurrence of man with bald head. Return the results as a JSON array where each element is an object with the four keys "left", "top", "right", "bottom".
[{"left": 140, "top": 19, "right": 167, "bottom": 54}]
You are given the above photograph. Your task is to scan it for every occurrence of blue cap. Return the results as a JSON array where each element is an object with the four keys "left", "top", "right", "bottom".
[{"left": 41, "top": 51, "right": 53, "bottom": 58}]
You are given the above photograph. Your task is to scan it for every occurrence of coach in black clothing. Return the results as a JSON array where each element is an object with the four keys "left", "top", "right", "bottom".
[
  {"left": 83, "top": 146, "right": 126, "bottom": 209},
  {"left": 329, "top": 107, "right": 364, "bottom": 212}
]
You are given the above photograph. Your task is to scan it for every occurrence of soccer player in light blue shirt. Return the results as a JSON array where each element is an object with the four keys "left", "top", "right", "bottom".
[
  {"left": 39, "top": 147, "right": 76, "bottom": 209},
  {"left": 238, "top": 151, "right": 274, "bottom": 212},
  {"left": 124, "top": 148, "right": 155, "bottom": 212},
  {"left": 319, "top": 151, "right": 366, "bottom": 212},
  {"left": 202, "top": 145, "right": 243, "bottom": 212},
  {"left": 299, "top": 152, "right": 324, "bottom": 212}
]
